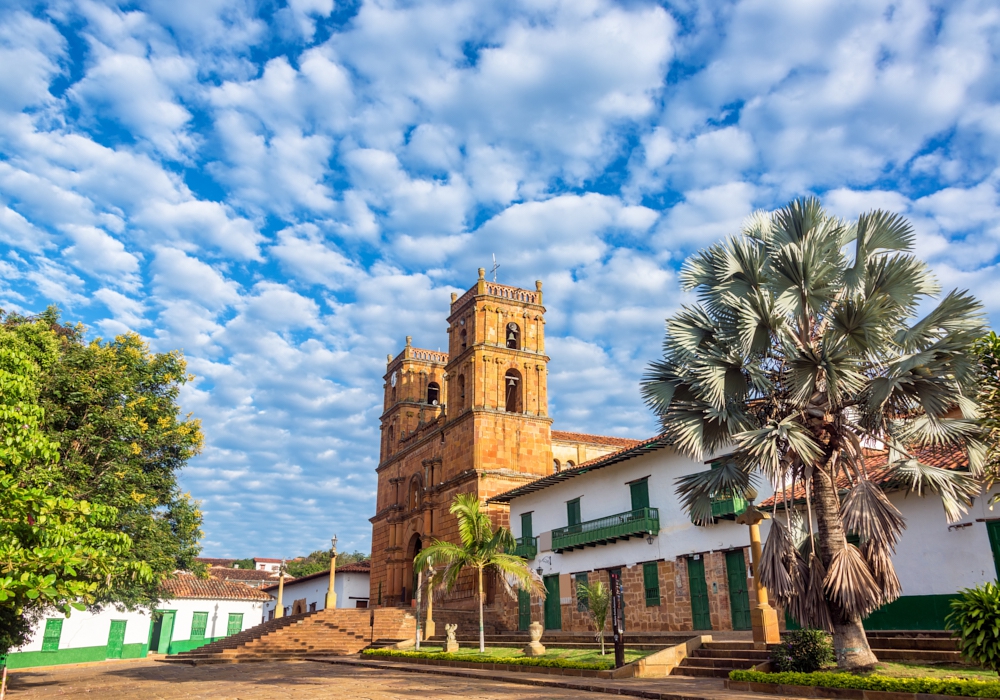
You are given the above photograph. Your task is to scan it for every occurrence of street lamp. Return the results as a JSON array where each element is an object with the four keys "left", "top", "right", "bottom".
[
  {"left": 326, "top": 535, "right": 339, "bottom": 610},
  {"left": 735, "top": 488, "right": 780, "bottom": 648}
]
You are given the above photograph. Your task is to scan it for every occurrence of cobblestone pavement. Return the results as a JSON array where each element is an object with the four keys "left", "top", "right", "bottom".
[{"left": 6, "top": 659, "right": 606, "bottom": 699}]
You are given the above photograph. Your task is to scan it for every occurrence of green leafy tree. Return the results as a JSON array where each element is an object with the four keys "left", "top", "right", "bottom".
[
  {"left": 231, "top": 558, "right": 256, "bottom": 571},
  {"left": 0, "top": 331, "right": 150, "bottom": 656},
  {"left": 2, "top": 309, "right": 205, "bottom": 610},
  {"left": 285, "top": 550, "right": 369, "bottom": 578},
  {"left": 642, "top": 198, "right": 985, "bottom": 669},
  {"left": 415, "top": 494, "right": 543, "bottom": 653},
  {"left": 576, "top": 579, "right": 610, "bottom": 655}
]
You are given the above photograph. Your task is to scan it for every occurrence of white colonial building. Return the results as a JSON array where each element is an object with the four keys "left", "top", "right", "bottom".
[
  {"left": 262, "top": 561, "right": 371, "bottom": 619},
  {"left": 6, "top": 576, "right": 270, "bottom": 669}
]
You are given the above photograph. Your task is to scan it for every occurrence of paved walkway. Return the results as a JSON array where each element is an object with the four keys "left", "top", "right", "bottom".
[{"left": 5, "top": 656, "right": 809, "bottom": 700}]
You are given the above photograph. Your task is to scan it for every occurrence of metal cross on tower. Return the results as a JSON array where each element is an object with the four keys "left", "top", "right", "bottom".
[{"left": 491, "top": 253, "right": 500, "bottom": 282}]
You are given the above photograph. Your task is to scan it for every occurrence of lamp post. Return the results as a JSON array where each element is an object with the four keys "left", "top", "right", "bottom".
[
  {"left": 735, "top": 488, "right": 780, "bottom": 649},
  {"left": 275, "top": 559, "right": 286, "bottom": 619},
  {"left": 326, "top": 535, "right": 338, "bottom": 610}
]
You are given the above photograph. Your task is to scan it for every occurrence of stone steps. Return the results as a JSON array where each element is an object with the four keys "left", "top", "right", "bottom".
[{"left": 672, "top": 641, "right": 761, "bottom": 678}]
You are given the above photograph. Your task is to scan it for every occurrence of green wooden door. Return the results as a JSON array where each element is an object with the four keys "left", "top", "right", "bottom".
[
  {"left": 190, "top": 612, "right": 208, "bottom": 640},
  {"left": 543, "top": 575, "right": 562, "bottom": 630},
  {"left": 687, "top": 557, "right": 712, "bottom": 630},
  {"left": 41, "top": 618, "right": 63, "bottom": 652},
  {"left": 725, "top": 550, "right": 752, "bottom": 630},
  {"left": 227, "top": 613, "right": 244, "bottom": 636},
  {"left": 106, "top": 620, "right": 127, "bottom": 659},
  {"left": 567, "top": 499, "right": 581, "bottom": 527},
  {"left": 987, "top": 521, "right": 1000, "bottom": 580},
  {"left": 521, "top": 512, "right": 533, "bottom": 540},
  {"left": 630, "top": 479, "right": 649, "bottom": 511},
  {"left": 156, "top": 611, "right": 175, "bottom": 654},
  {"left": 518, "top": 589, "right": 531, "bottom": 631}
]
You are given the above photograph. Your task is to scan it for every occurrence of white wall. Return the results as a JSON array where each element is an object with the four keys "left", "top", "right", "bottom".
[
  {"left": 262, "top": 572, "right": 371, "bottom": 618},
  {"left": 509, "top": 446, "right": 775, "bottom": 577},
  {"left": 165, "top": 599, "right": 264, "bottom": 640},
  {"left": 16, "top": 608, "right": 150, "bottom": 653}
]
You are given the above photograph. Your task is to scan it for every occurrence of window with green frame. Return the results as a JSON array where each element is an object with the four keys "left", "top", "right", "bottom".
[
  {"left": 574, "top": 572, "right": 589, "bottom": 611},
  {"left": 190, "top": 612, "right": 209, "bottom": 640},
  {"left": 567, "top": 498, "right": 581, "bottom": 527},
  {"left": 42, "top": 618, "right": 63, "bottom": 652},
  {"left": 643, "top": 562, "right": 661, "bottom": 607}
]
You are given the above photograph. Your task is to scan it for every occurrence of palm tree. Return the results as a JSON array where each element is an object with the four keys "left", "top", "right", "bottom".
[
  {"left": 642, "top": 198, "right": 985, "bottom": 670},
  {"left": 577, "top": 579, "right": 610, "bottom": 655},
  {"left": 415, "top": 493, "right": 542, "bottom": 653}
]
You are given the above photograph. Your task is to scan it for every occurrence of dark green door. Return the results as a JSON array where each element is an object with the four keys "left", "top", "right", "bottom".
[
  {"left": 987, "top": 521, "right": 1000, "bottom": 580},
  {"left": 156, "top": 611, "right": 175, "bottom": 654},
  {"left": 521, "top": 512, "right": 533, "bottom": 540},
  {"left": 227, "top": 613, "right": 244, "bottom": 636},
  {"left": 725, "top": 550, "right": 752, "bottom": 630},
  {"left": 106, "top": 620, "right": 127, "bottom": 659},
  {"left": 687, "top": 557, "right": 712, "bottom": 630},
  {"left": 630, "top": 479, "right": 649, "bottom": 511},
  {"left": 543, "top": 575, "right": 562, "bottom": 630},
  {"left": 567, "top": 499, "right": 581, "bottom": 527},
  {"left": 518, "top": 589, "right": 531, "bottom": 631}
]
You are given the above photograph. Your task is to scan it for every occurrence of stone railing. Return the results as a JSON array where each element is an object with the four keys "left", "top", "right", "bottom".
[{"left": 408, "top": 348, "right": 449, "bottom": 363}]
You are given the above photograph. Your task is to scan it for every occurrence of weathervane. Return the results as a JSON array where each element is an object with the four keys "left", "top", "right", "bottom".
[{"left": 491, "top": 253, "right": 500, "bottom": 282}]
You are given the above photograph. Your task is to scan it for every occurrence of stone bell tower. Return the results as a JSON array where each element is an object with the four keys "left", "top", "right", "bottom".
[{"left": 369, "top": 269, "right": 552, "bottom": 607}]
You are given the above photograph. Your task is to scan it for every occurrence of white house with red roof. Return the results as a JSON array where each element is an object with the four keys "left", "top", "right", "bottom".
[{"left": 262, "top": 561, "right": 371, "bottom": 620}]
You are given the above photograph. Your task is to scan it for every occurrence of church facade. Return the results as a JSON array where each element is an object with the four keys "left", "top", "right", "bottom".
[{"left": 368, "top": 270, "right": 628, "bottom": 608}]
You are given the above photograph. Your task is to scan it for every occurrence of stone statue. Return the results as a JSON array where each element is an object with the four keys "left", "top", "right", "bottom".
[
  {"left": 444, "top": 623, "right": 459, "bottom": 653},
  {"left": 523, "top": 621, "right": 546, "bottom": 657}
]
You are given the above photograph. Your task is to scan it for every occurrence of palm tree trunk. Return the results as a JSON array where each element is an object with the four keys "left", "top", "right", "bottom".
[
  {"left": 811, "top": 466, "right": 879, "bottom": 670},
  {"left": 477, "top": 566, "right": 485, "bottom": 653}
]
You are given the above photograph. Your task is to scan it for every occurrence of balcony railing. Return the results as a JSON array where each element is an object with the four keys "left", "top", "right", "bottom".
[
  {"left": 551, "top": 507, "right": 659, "bottom": 553},
  {"left": 711, "top": 494, "right": 747, "bottom": 520},
  {"left": 512, "top": 536, "right": 537, "bottom": 559}
]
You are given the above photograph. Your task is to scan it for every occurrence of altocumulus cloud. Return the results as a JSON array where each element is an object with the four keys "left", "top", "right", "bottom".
[{"left": 1, "top": 0, "right": 999, "bottom": 557}]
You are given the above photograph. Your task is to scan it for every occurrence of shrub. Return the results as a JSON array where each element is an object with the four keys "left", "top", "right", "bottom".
[
  {"left": 361, "top": 647, "right": 613, "bottom": 670},
  {"left": 729, "top": 670, "right": 1000, "bottom": 698},
  {"left": 769, "top": 628, "right": 834, "bottom": 672},
  {"left": 946, "top": 581, "right": 1000, "bottom": 673}
]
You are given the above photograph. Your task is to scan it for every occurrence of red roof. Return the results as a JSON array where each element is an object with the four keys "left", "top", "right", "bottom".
[
  {"left": 760, "top": 444, "right": 969, "bottom": 507},
  {"left": 551, "top": 431, "right": 642, "bottom": 448},
  {"left": 210, "top": 567, "right": 283, "bottom": 582},
  {"left": 254, "top": 557, "right": 283, "bottom": 563},
  {"left": 162, "top": 576, "right": 273, "bottom": 601}
]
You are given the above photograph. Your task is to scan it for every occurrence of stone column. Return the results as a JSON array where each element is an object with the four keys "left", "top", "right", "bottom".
[
  {"left": 736, "top": 500, "right": 780, "bottom": 648},
  {"left": 275, "top": 564, "right": 286, "bottom": 619}
]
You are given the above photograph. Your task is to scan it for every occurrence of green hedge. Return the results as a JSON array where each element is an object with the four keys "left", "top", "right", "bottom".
[
  {"left": 361, "top": 647, "right": 613, "bottom": 670},
  {"left": 730, "top": 670, "right": 1000, "bottom": 698}
]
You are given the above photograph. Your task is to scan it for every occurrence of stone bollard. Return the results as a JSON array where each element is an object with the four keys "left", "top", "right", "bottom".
[
  {"left": 444, "top": 624, "right": 459, "bottom": 653},
  {"left": 522, "top": 621, "right": 546, "bottom": 657}
]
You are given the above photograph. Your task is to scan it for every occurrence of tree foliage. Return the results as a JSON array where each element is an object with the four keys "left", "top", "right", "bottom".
[
  {"left": 415, "top": 494, "right": 543, "bottom": 653},
  {"left": 946, "top": 582, "right": 1000, "bottom": 674},
  {"left": 642, "top": 198, "right": 985, "bottom": 668},
  {"left": 285, "top": 550, "right": 369, "bottom": 578},
  {"left": 2, "top": 309, "right": 204, "bottom": 610},
  {"left": 576, "top": 579, "right": 610, "bottom": 655},
  {"left": 975, "top": 332, "right": 1000, "bottom": 487}
]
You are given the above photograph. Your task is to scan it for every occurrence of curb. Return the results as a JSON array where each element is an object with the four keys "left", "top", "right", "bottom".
[{"left": 725, "top": 679, "right": 986, "bottom": 700}]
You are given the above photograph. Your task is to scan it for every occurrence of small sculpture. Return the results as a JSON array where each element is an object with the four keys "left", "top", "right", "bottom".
[
  {"left": 523, "top": 621, "right": 546, "bottom": 657},
  {"left": 444, "top": 623, "right": 459, "bottom": 653}
]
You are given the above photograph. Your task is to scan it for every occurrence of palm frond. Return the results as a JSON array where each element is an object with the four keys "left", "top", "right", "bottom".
[
  {"left": 803, "top": 552, "right": 834, "bottom": 632},
  {"left": 862, "top": 538, "right": 901, "bottom": 606},
  {"left": 674, "top": 460, "right": 753, "bottom": 525},
  {"left": 891, "top": 458, "right": 979, "bottom": 523},
  {"left": 824, "top": 544, "right": 882, "bottom": 619},
  {"left": 759, "top": 519, "right": 795, "bottom": 602},
  {"left": 840, "top": 479, "right": 906, "bottom": 550}
]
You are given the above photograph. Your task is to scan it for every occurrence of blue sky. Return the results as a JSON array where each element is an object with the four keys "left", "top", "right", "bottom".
[{"left": 1, "top": 0, "right": 999, "bottom": 558}]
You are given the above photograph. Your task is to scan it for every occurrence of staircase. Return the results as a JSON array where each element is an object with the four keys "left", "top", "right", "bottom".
[
  {"left": 161, "top": 608, "right": 415, "bottom": 665},
  {"left": 671, "top": 641, "right": 768, "bottom": 678},
  {"left": 868, "top": 631, "right": 963, "bottom": 663}
]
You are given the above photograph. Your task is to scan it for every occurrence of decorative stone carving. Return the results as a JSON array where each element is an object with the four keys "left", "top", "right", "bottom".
[
  {"left": 444, "top": 623, "right": 459, "bottom": 653},
  {"left": 522, "top": 621, "right": 546, "bottom": 657}
]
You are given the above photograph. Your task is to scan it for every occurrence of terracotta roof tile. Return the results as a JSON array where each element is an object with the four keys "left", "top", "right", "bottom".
[
  {"left": 254, "top": 557, "right": 283, "bottom": 563},
  {"left": 551, "top": 431, "right": 643, "bottom": 448},
  {"left": 760, "top": 443, "right": 969, "bottom": 508},
  {"left": 162, "top": 577, "right": 273, "bottom": 601}
]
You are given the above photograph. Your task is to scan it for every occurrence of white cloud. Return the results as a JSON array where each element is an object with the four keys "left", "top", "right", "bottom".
[
  {"left": 150, "top": 247, "right": 241, "bottom": 309},
  {"left": 61, "top": 225, "right": 140, "bottom": 282}
]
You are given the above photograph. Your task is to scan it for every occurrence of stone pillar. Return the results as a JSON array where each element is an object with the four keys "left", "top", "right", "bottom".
[
  {"left": 737, "top": 502, "right": 780, "bottom": 648},
  {"left": 325, "top": 546, "right": 338, "bottom": 610},
  {"left": 275, "top": 569, "right": 286, "bottom": 619},
  {"left": 424, "top": 575, "right": 436, "bottom": 639}
]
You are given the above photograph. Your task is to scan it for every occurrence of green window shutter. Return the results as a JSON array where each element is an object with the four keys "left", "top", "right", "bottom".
[
  {"left": 575, "top": 573, "right": 589, "bottom": 612},
  {"left": 190, "top": 612, "right": 209, "bottom": 640},
  {"left": 567, "top": 498, "right": 581, "bottom": 527},
  {"left": 643, "top": 562, "right": 661, "bottom": 607},
  {"left": 521, "top": 512, "right": 533, "bottom": 540},
  {"left": 226, "top": 613, "right": 243, "bottom": 637},
  {"left": 42, "top": 618, "right": 63, "bottom": 652},
  {"left": 988, "top": 521, "right": 1000, "bottom": 581},
  {"left": 630, "top": 479, "right": 650, "bottom": 511}
]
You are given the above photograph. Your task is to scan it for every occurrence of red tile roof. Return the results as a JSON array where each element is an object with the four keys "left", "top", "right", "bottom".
[
  {"left": 254, "top": 557, "right": 283, "bottom": 563},
  {"left": 760, "top": 444, "right": 969, "bottom": 508},
  {"left": 209, "top": 567, "right": 283, "bottom": 582},
  {"left": 551, "top": 431, "right": 643, "bottom": 448},
  {"left": 162, "top": 576, "right": 273, "bottom": 601}
]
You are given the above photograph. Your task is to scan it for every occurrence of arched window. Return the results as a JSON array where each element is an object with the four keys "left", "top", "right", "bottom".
[
  {"left": 567, "top": 460, "right": 575, "bottom": 467},
  {"left": 458, "top": 374, "right": 466, "bottom": 402},
  {"left": 460, "top": 328, "right": 467, "bottom": 350},
  {"left": 387, "top": 425, "right": 394, "bottom": 447},
  {"left": 427, "top": 382, "right": 440, "bottom": 405},
  {"left": 504, "top": 369, "right": 522, "bottom": 413},
  {"left": 506, "top": 322, "right": 520, "bottom": 350},
  {"left": 553, "top": 459, "right": 561, "bottom": 472},
  {"left": 409, "top": 479, "right": 421, "bottom": 510}
]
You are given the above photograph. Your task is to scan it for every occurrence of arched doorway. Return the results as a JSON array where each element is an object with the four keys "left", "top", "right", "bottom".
[{"left": 405, "top": 532, "right": 423, "bottom": 605}]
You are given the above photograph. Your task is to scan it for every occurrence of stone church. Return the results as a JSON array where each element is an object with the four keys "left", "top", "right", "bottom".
[{"left": 368, "top": 269, "right": 635, "bottom": 608}]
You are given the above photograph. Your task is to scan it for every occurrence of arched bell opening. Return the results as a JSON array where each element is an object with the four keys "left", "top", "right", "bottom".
[
  {"left": 506, "top": 322, "right": 520, "bottom": 350},
  {"left": 504, "top": 368, "right": 522, "bottom": 413},
  {"left": 427, "top": 381, "right": 440, "bottom": 405}
]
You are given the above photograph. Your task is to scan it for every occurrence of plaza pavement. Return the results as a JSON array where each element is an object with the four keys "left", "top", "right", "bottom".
[{"left": 5, "top": 657, "right": 810, "bottom": 699}]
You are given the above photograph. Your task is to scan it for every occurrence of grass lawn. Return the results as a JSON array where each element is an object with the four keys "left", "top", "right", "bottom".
[
  {"left": 397, "top": 645, "right": 650, "bottom": 665},
  {"left": 860, "top": 662, "right": 999, "bottom": 681}
]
